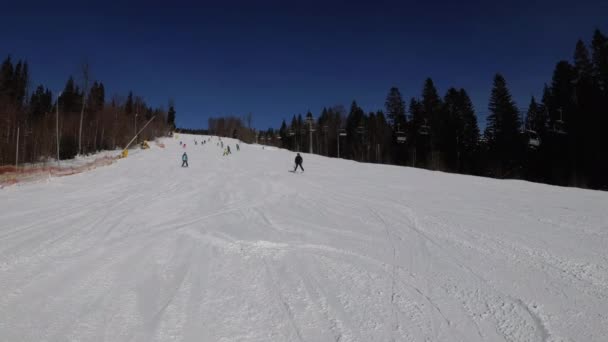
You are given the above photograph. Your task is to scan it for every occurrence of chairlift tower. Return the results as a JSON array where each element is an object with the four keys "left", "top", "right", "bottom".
[
  {"left": 337, "top": 128, "right": 347, "bottom": 158},
  {"left": 323, "top": 125, "right": 329, "bottom": 156},
  {"left": 306, "top": 116, "right": 315, "bottom": 154},
  {"left": 56, "top": 91, "right": 62, "bottom": 166}
]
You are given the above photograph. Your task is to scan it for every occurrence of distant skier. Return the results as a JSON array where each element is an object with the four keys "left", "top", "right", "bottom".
[
  {"left": 236, "top": 144, "right": 240, "bottom": 151},
  {"left": 182, "top": 152, "right": 189, "bottom": 167},
  {"left": 293, "top": 153, "right": 304, "bottom": 172},
  {"left": 227, "top": 146, "right": 231, "bottom": 154}
]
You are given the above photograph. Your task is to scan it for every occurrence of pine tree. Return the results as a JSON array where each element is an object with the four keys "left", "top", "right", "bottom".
[
  {"left": 60, "top": 76, "right": 80, "bottom": 113},
  {"left": 125, "top": 91, "right": 134, "bottom": 115},
  {"left": 574, "top": 40, "right": 594, "bottom": 80},
  {"left": 442, "top": 88, "right": 479, "bottom": 172},
  {"left": 549, "top": 61, "right": 576, "bottom": 128},
  {"left": 87, "top": 81, "right": 105, "bottom": 113},
  {"left": 409, "top": 97, "right": 428, "bottom": 166},
  {"left": 421, "top": 78, "right": 442, "bottom": 140},
  {"left": 0, "top": 56, "right": 14, "bottom": 100},
  {"left": 420, "top": 78, "right": 443, "bottom": 168},
  {"left": 167, "top": 105, "right": 176, "bottom": 130},
  {"left": 29, "top": 85, "right": 53, "bottom": 119},
  {"left": 0, "top": 57, "right": 27, "bottom": 106},
  {"left": 98, "top": 82, "right": 105, "bottom": 110},
  {"left": 459, "top": 89, "right": 480, "bottom": 172},
  {"left": 409, "top": 98, "right": 423, "bottom": 132},
  {"left": 374, "top": 110, "right": 392, "bottom": 163},
  {"left": 484, "top": 73, "right": 522, "bottom": 175},
  {"left": 539, "top": 85, "right": 552, "bottom": 135},
  {"left": 290, "top": 115, "right": 297, "bottom": 131},
  {"left": 573, "top": 36, "right": 606, "bottom": 187},
  {"left": 346, "top": 101, "right": 366, "bottom": 160},
  {"left": 19, "top": 61, "right": 28, "bottom": 106},
  {"left": 279, "top": 119, "right": 287, "bottom": 148},
  {"left": 591, "top": 30, "right": 608, "bottom": 188},
  {"left": 12, "top": 60, "right": 28, "bottom": 106},
  {"left": 408, "top": 98, "right": 420, "bottom": 147},
  {"left": 384, "top": 87, "right": 406, "bottom": 129},
  {"left": 591, "top": 29, "right": 608, "bottom": 94},
  {"left": 442, "top": 88, "right": 461, "bottom": 170},
  {"left": 525, "top": 96, "right": 541, "bottom": 131}
]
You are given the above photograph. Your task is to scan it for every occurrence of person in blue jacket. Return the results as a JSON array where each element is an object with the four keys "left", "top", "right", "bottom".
[{"left": 182, "top": 152, "right": 188, "bottom": 167}]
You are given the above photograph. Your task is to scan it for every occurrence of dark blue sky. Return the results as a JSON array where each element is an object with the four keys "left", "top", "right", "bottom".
[{"left": 2, "top": 1, "right": 607, "bottom": 129}]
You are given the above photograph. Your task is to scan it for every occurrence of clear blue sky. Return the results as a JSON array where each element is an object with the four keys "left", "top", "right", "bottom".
[{"left": 2, "top": 0, "right": 607, "bottom": 129}]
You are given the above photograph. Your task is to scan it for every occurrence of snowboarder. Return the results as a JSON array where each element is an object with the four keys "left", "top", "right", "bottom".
[
  {"left": 182, "top": 152, "right": 188, "bottom": 167},
  {"left": 293, "top": 153, "right": 304, "bottom": 172}
]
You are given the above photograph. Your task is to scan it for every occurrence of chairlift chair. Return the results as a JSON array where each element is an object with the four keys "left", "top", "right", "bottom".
[
  {"left": 550, "top": 109, "right": 567, "bottom": 135},
  {"left": 396, "top": 131, "right": 407, "bottom": 143},
  {"left": 551, "top": 120, "right": 567, "bottom": 135},
  {"left": 338, "top": 129, "right": 347, "bottom": 137},
  {"left": 418, "top": 120, "right": 430, "bottom": 136},
  {"left": 526, "top": 130, "right": 540, "bottom": 148}
]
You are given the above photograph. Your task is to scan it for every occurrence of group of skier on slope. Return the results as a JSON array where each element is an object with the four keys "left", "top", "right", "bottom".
[{"left": 180, "top": 137, "right": 304, "bottom": 172}]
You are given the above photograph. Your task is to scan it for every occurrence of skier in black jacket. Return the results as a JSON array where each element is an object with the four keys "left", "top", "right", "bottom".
[{"left": 294, "top": 153, "right": 304, "bottom": 172}]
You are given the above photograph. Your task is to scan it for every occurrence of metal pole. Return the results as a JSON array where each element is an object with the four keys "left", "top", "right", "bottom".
[
  {"left": 309, "top": 121, "right": 313, "bottom": 154},
  {"left": 16, "top": 126, "right": 19, "bottom": 168},
  {"left": 456, "top": 135, "right": 460, "bottom": 172},
  {"left": 337, "top": 130, "right": 340, "bottom": 159},
  {"left": 56, "top": 93, "right": 61, "bottom": 166},
  {"left": 123, "top": 115, "right": 156, "bottom": 151},
  {"left": 325, "top": 129, "right": 328, "bottom": 156}
]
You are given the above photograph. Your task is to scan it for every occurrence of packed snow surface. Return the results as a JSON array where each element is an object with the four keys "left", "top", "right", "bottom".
[{"left": 1, "top": 135, "right": 607, "bottom": 342}]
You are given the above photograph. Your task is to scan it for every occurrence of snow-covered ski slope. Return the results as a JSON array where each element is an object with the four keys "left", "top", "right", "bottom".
[{"left": 1, "top": 134, "right": 607, "bottom": 342}]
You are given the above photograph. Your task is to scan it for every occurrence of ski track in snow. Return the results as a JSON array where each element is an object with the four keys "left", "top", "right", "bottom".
[{"left": 1, "top": 134, "right": 608, "bottom": 341}]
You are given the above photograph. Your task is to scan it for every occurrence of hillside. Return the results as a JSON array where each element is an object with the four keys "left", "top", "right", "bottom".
[{"left": 1, "top": 134, "right": 607, "bottom": 341}]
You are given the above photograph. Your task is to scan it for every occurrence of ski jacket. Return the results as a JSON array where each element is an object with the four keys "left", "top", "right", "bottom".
[
  {"left": 182, "top": 153, "right": 188, "bottom": 161},
  {"left": 295, "top": 155, "right": 303, "bottom": 165}
]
